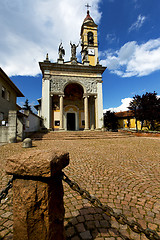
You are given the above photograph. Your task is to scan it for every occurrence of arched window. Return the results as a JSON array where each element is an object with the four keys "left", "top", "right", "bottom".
[{"left": 88, "top": 32, "right": 94, "bottom": 45}]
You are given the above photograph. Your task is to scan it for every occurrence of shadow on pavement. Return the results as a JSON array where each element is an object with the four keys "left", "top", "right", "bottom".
[{"left": 65, "top": 206, "right": 132, "bottom": 240}]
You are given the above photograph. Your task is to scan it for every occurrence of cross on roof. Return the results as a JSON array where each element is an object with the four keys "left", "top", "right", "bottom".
[{"left": 85, "top": 3, "right": 91, "bottom": 11}]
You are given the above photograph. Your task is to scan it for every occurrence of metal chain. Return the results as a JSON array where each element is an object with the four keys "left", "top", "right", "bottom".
[
  {"left": 0, "top": 177, "right": 13, "bottom": 204},
  {"left": 62, "top": 172, "right": 160, "bottom": 240}
]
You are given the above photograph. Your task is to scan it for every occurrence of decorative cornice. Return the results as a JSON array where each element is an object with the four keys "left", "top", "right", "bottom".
[{"left": 39, "top": 61, "right": 106, "bottom": 76}]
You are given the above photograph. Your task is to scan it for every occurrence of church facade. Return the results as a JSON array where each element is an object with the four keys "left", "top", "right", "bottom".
[{"left": 39, "top": 10, "right": 106, "bottom": 131}]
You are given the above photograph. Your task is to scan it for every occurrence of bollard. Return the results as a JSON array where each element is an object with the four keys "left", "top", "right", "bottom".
[
  {"left": 22, "top": 138, "right": 32, "bottom": 148},
  {"left": 6, "top": 149, "right": 69, "bottom": 240}
]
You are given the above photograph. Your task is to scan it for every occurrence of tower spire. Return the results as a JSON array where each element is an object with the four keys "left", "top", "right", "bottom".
[{"left": 81, "top": 5, "right": 98, "bottom": 66}]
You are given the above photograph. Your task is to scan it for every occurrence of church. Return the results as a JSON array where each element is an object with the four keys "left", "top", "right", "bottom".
[{"left": 39, "top": 10, "right": 106, "bottom": 131}]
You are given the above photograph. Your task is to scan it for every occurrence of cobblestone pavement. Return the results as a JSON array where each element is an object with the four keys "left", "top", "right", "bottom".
[{"left": 0, "top": 131, "right": 160, "bottom": 239}]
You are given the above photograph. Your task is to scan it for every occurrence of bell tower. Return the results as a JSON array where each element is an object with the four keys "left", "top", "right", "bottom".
[{"left": 81, "top": 10, "right": 98, "bottom": 66}]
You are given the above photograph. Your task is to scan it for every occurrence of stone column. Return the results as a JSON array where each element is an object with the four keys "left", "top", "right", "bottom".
[
  {"left": 50, "top": 94, "right": 53, "bottom": 129},
  {"left": 90, "top": 97, "right": 95, "bottom": 130},
  {"left": 94, "top": 96, "right": 98, "bottom": 129},
  {"left": 97, "top": 82, "right": 103, "bottom": 129},
  {"left": 8, "top": 110, "right": 17, "bottom": 143},
  {"left": 84, "top": 95, "right": 89, "bottom": 130},
  {"left": 6, "top": 149, "right": 69, "bottom": 240},
  {"left": 41, "top": 76, "right": 51, "bottom": 129},
  {"left": 59, "top": 95, "right": 64, "bottom": 130}
]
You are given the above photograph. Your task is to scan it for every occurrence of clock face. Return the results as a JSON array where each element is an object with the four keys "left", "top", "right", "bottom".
[{"left": 88, "top": 48, "right": 95, "bottom": 56}]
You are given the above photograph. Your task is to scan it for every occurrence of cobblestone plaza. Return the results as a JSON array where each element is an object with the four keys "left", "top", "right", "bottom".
[{"left": 0, "top": 131, "right": 160, "bottom": 239}]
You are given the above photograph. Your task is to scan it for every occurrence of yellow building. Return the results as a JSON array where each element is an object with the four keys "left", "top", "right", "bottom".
[
  {"left": 115, "top": 111, "right": 141, "bottom": 130},
  {"left": 115, "top": 111, "right": 160, "bottom": 130}
]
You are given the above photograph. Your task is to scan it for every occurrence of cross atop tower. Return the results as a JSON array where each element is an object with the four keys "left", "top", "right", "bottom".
[{"left": 85, "top": 3, "right": 91, "bottom": 11}]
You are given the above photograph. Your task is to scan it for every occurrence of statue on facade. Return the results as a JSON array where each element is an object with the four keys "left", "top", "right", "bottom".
[
  {"left": 58, "top": 42, "right": 65, "bottom": 59},
  {"left": 70, "top": 42, "right": 79, "bottom": 60},
  {"left": 82, "top": 47, "right": 88, "bottom": 61}
]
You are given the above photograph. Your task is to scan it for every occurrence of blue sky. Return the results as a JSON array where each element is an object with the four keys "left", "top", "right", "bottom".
[{"left": 1, "top": 0, "right": 160, "bottom": 112}]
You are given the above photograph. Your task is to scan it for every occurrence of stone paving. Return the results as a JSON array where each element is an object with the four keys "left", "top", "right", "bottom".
[{"left": 0, "top": 131, "right": 160, "bottom": 240}]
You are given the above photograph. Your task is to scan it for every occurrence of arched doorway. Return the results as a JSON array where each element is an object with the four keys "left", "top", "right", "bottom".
[{"left": 64, "top": 83, "right": 84, "bottom": 131}]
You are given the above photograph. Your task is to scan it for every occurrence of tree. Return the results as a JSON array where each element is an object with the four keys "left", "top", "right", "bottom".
[
  {"left": 104, "top": 110, "right": 119, "bottom": 131},
  {"left": 141, "top": 92, "right": 160, "bottom": 130},
  {"left": 128, "top": 92, "right": 160, "bottom": 131},
  {"left": 23, "top": 99, "right": 32, "bottom": 111},
  {"left": 128, "top": 94, "right": 142, "bottom": 131}
]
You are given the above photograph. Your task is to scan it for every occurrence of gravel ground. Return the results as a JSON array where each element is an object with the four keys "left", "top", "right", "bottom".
[{"left": 0, "top": 131, "right": 160, "bottom": 239}]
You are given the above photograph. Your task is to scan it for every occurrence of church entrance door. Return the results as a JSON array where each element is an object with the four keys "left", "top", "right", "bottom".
[{"left": 67, "top": 113, "right": 75, "bottom": 130}]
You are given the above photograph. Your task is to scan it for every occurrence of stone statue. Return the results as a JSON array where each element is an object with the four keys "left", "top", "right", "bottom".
[
  {"left": 82, "top": 47, "right": 88, "bottom": 61},
  {"left": 58, "top": 42, "right": 65, "bottom": 59},
  {"left": 70, "top": 42, "right": 79, "bottom": 59}
]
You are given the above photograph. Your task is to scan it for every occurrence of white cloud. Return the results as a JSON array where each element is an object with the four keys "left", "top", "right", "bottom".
[
  {"left": 103, "top": 97, "right": 133, "bottom": 113},
  {"left": 129, "top": 14, "right": 146, "bottom": 32},
  {"left": 106, "top": 33, "right": 118, "bottom": 44},
  {"left": 104, "top": 94, "right": 160, "bottom": 113},
  {"left": 0, "top": 0, "right": 102, "bottom": 76},
  {"left": 100, "top": 38, "right": 160, "bottom": 77}
]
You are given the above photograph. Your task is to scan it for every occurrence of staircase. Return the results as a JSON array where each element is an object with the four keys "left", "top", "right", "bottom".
[{"left": 30, "top": 130, "right": 134, "bottom": 141}]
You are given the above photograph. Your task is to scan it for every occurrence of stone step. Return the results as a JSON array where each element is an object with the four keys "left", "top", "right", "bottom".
[{"left": 30, "top": 131, "right": 134, "bottom": 141}]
